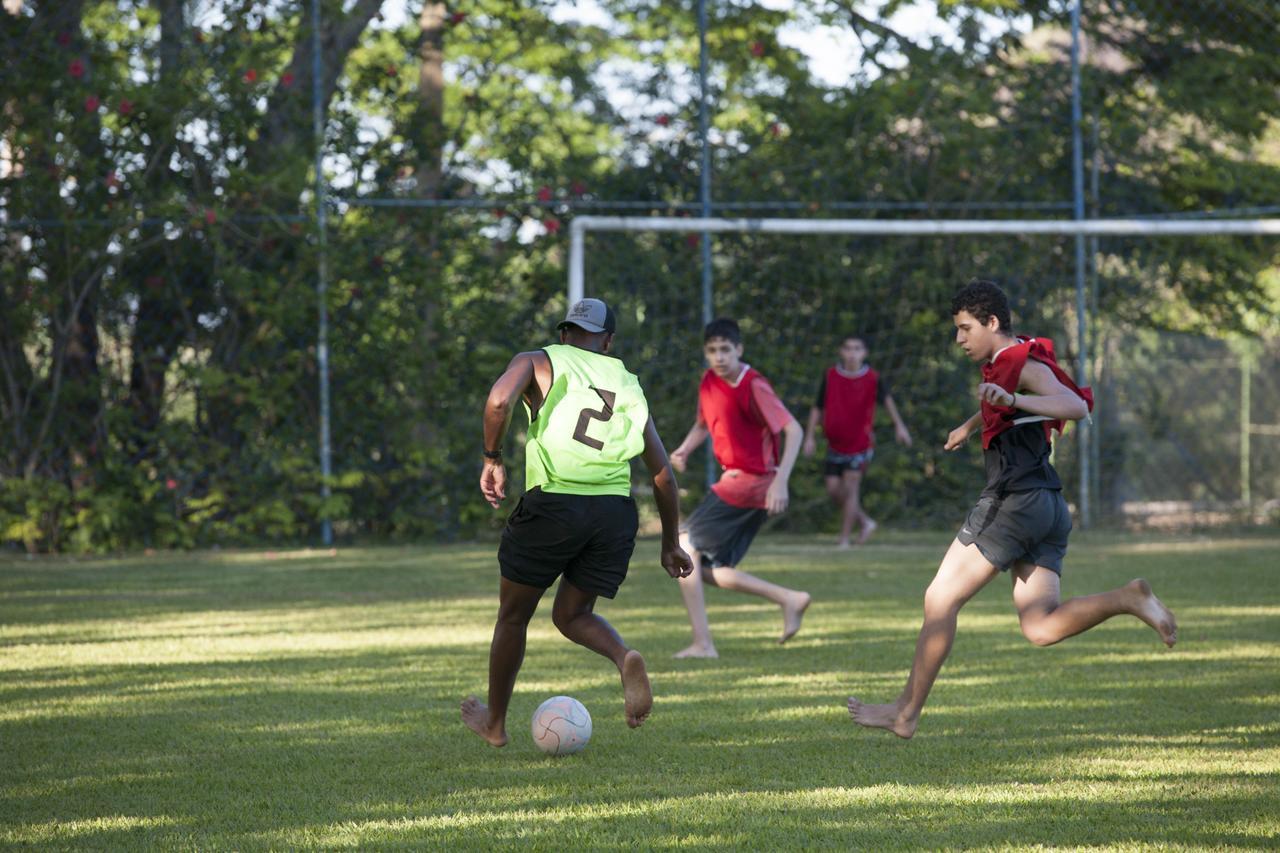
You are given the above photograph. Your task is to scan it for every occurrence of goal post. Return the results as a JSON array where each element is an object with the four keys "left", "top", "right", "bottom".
[
  {"left": 569, "top": 216, "right": 1280, "bottom": 305},
  {"left": 567, "top": 215, "right": 1280, "bottom": 529}
]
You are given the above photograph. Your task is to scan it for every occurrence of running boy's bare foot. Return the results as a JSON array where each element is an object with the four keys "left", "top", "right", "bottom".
[
  {"left": 673, "top": 642, "right": 718, "bottom": 659},
  {"left": 847, "top": 696, "right": 917, "bottom": 739},
  {"left": 1128, "top": 578, "right": 1177, "bottom": 647},
  {"left": 779, "top": 591, "right": 812, "bottom": 644},
  {"left": 855, "top": 518, "right": 878, "bottom": 545},
  {"left": 621, "top": 650, "right": 652, "bottom": 728},
  {"left": 460, "top": 696, "right": 509, "bottom": 747}
]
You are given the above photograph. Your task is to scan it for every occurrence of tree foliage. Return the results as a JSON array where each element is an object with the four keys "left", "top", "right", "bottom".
[{"left": 1, "top": 0, "right": 1276, "bottom": 551}]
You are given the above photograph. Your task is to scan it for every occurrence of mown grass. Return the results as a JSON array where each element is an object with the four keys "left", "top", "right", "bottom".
[{"left": 1, "top": 530, "right": 1277, "bottom": 849}]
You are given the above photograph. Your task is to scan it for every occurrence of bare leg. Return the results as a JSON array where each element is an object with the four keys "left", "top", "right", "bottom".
[
  {"left": 675, "top": 536, "right": 718, "bottom": 658},
  {"left": 825, "top": 476, "right": 851, "bottom": 548},
  {"left": 841, "top": 468, "right": 877, "bottom": 545},
  {"left": 461, "top": 577, "right": 546, "bottom": 747},
  {"left": 552, "top": 579, "right": 652, "bottom": 727},
  {"left": 701, "top": 563, "right": 811, "bottom": 644},
  {"left": 1011, "top": 563, "right": 1178, "bottom": 648},
  {"left": 848, "top": 539, "right": 997, "bottom": 738}
]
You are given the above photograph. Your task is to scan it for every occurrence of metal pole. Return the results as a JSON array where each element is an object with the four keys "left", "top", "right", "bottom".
[
  {"left": 698, "top": 0, "right": 712, "bottom": 322},
  {"left": 1071, "top": 0, "right": 1090, "bottom": 528},
  {"left": 313, "top": 0, "right": 334, "bottom": 546},
  {"left": 567, "top": 216, "right": 1280, "bottom": 237},
  {"left": 698, "top": 0, "right": 715, "bottom": 489},
  {"left": 1241, "top": 351, "right": 1251, "bottom": 515},
  {"left": 1089, "top": 101, "right": 1101, "bottom": 518},
  {"left": 568, "top": 219, "right": 586, "bottom": 304}
]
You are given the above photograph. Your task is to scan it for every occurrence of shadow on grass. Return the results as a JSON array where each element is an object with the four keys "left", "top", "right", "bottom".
[{"left": 2, "top": 635, "right": 1277, "bottom": 847}]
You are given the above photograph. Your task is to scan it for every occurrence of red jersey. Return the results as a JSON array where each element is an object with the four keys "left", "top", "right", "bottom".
[
  {"left": 697, "top": 365, "right": 794, "bottom": 509},
  {"left": 817, "top": 365, "right": 886, "bottom": 455},
  {"left": 980, "top": 337, "right": 1093, "bottom": 450}
]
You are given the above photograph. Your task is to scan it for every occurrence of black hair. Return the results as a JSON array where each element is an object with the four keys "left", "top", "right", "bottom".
[
  {"left": 841, "top": 335, "right": 867, "bottom": 349},
  {"left": 951, "top": 279, "right": 1011, "bottom": 332},
  {"left": 703, "top": 317, "right": 741, "bottom": 345}
]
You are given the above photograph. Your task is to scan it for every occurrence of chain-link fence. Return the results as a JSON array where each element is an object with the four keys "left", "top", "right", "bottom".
[{"left": 1, "top": 0, "right": 1277, "bottom": 551}]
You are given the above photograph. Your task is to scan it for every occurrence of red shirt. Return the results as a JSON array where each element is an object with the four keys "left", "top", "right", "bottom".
[
  {"left": 980, "top": 337, "right": 1093, "bottom": 449},
  {"left": 697, "top": 365, "right": 795, "bottom": 509},
  {"left": 817, "top": 365, "right": 885, "bottom": 454}
]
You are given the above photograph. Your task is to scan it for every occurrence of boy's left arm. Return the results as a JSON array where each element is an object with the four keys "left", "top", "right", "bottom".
[
  {"left": 765, "top": 418, "right": 803, "bottom": 515},
  {"left": 977, "top": 360, "right": 1089, "bottom": 421},
  {"left": 883, "top": 394, "right": 913, "bottom": 447}
]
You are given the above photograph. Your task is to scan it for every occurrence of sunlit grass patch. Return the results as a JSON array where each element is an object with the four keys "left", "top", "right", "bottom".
[{"left": 1, "top": 532, "right": 1277, "bottom": 848}]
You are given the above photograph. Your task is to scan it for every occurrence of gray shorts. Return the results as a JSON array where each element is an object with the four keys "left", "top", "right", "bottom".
[
  {"left": 956, "top": 488, "right": 1072, "bottom": 575},
  {"left": 681, "top": 492, "right": 768, "bottom": 569},
  {"left": 824, "top": 449, "right": 873, "bottom": 478}
]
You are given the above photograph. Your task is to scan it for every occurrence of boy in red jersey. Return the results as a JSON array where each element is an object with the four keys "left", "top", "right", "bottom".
[
  {"left": 848, "top": 280, "right": 1177, "bottom": 738},
  {"left": 668, "top": 318, "right": 812, "bottom": 659},
  {"left": 803, "top": 336, "right": 913, "bottom": 548}
]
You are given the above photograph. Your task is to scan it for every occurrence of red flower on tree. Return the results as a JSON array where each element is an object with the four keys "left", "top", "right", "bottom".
[
  {"left": 204, "top": 209, "right": 217, "bottom": 225},
  {"left": 750, "top": 41, "right": 765, "bottom": 57},
  {"left": 243, "top": 68, "right": 257, "bottom": 83},
  {"left": 543, "top": 217, "right": 561, "bottom": 235},
  {"left": 69, "top": 58, "right": 86, "bottom": 78},
  {"left": 83, "top": 94, "right": 100, "bottom": 112},
  {"left": 281, "top": 72, "right": 295, "bottom": 88},
  {"left": 118, "top": 98, "right": 133, "bottom": 116},
  {"left": 656, "top": 114, "right": 671, "bottom": 127},
  {"left": 165, "top": 478, "right": 178, "bottom": 491},
  {"left": 449, "top": 12, "right": 467, "bottom": 25},
  {"left": 537, "top": 186, "right": 553, "bottom": 203}
]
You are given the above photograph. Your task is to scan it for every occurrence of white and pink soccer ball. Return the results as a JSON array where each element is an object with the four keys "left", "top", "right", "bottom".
[{"left": 531, "top": 695, "right": 592, "bottom": 756}]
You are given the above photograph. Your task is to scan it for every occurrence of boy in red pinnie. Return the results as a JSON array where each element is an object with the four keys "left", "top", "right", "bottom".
[
  {"left": 668, "top": 318, "right": 811, "bottom": 659},
  {"left": 804, "top": 336, "right": 912, "bottom": 548}
]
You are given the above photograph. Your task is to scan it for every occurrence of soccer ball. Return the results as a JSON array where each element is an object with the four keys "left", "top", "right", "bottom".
[{"left": 531, "top": 695, "right": 592, "bottom": 756}]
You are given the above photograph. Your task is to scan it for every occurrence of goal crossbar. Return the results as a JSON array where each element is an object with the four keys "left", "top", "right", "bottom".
[{"left": 567, "top": 215, "right": 1280, "bottom": 302}]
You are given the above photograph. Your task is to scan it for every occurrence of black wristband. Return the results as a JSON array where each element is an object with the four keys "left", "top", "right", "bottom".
[{"left": 482, "top": 448, "right": 504, "bottom": 460}]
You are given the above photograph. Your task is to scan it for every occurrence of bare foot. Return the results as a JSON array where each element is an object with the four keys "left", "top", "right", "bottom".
[
  {"left": 847, "top": 696, "right": 917, "bottom": 739},
  {"left": 621, "top": 650, "right": 652, "bottom": 728},
  {"left": 1128, "top": 578, "right": 1177, "bottom": 647},
  {"left": 673, "top": 642, "right": 718, "bottom": 659},
  {"left": 855, "top": 518, "right": 878, "bottom": 545},
  {"left": 460, "top": 695, "right": 509, "bottom": 747},
  {"left": 779, "top": 591, "right": 812, "bottom": 644}
]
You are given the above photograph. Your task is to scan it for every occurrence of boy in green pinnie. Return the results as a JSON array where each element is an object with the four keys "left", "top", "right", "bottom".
[{"left": 462, "top": 298, "right": 694, "bottom": 748}]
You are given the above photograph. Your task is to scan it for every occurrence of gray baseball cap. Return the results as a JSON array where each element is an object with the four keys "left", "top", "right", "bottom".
[{"left": 557, "top": 298, "right": 617, "bottom": 334}]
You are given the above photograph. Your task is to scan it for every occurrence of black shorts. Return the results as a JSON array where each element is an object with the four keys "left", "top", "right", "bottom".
[
  {"left": 956, "top": 488, "right": 1072, "bottom": 575},
  {"left": 681, "top": 492, "right": 768, "bottom": 569},
  {"left": 824, "top": 449, "right": 874, "bottom": 478},
  {"left": 498, "top": 488, "right": 639, "bottom": 599}
]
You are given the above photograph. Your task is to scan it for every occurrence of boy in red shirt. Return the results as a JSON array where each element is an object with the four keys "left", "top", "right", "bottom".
[
  {"left": 847, "top": 280, "right": 1177, "bottom": 739},
  {"left": 668, "top": 318, "right": 812, "bottom": 659},
  {"left": 803, "top": 336, "right": 912, "bottom": 548}
]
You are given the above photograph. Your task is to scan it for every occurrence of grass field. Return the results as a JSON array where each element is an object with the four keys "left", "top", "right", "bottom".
[{"left": 2, "top": 531, "right": 1278, "bottom": 849}]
